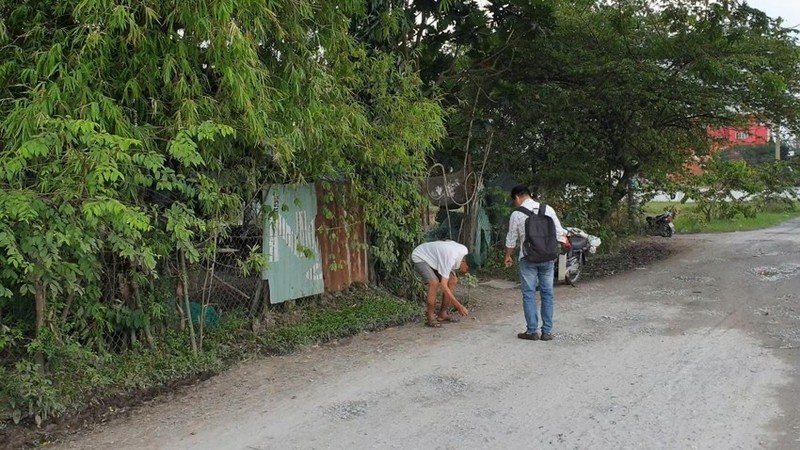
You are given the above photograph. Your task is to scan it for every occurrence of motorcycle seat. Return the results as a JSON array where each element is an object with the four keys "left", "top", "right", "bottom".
[
  {"left": 647, "top": 214, "right": 670, "bottom": 223},
  {"left": 568, "top": 235, "right": 589, "bottom": 249}
]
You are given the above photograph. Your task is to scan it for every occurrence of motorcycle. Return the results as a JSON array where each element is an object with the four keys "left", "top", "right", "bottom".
[
  {"left": 555, "top": 227, "right": 601, "bottom": 286},
  {"left": 646, "top": 210, "right": 675, "bottom": 237}
]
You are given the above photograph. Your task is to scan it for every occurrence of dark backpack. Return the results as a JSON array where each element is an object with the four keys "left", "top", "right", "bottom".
[{"left": 515, "top": 204, "right": 558, "bottom": 263}]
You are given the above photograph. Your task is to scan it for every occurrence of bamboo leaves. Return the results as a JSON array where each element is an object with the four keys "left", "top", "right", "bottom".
[{"left": 0, "top": 1, "right": 444, "bottom": 389}]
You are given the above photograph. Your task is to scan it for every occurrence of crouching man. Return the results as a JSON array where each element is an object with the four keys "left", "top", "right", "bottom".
[{"left": 411, "top": 240, "right": 471, "bottom": 327}]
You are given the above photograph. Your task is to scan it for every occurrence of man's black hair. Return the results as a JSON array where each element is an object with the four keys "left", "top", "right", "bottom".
[{"left": 510, "top": 184, "right": 531, "bottom": 200}]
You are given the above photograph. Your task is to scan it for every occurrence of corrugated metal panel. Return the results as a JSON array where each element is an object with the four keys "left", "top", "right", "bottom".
[
  {"left": 262, "top": 184, "right": 324, "bottom": 304},
  {"left": 315, "top": 183, "right": 369, "bottom": 292}
]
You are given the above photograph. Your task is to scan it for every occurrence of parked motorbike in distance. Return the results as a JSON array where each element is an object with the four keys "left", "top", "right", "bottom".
[
  {"left": 646, "top": 210, "right": 676, "bottom": 237},
  {"left": 555, "top": 227, "right": 601, "bottom": 286}
]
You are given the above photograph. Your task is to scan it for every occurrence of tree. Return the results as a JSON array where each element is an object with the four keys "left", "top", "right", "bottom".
[
  {"left": 720, "top": 142, "right": 791, "bottom": 164},
  {"left": 0, "top": 1, "right": 443, "bottom": 359},
  {"left": 405, "top": 0, "right": 800, "bottom": 222}
]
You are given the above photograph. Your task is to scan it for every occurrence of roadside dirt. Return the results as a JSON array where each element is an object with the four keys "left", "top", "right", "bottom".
[
  {"left": 0, "top": 238, "right": 674, "bottom": 450},
  {"left": 8, "top": 223, "right": 800, "bottom": 449},
  {"left": 582, "top": 239, "right": 675, "bottom": 281}
]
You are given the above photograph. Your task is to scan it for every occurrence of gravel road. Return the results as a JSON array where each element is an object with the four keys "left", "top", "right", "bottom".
[{"left": 52, "top": 219, "right": 800, "bottom": 450}]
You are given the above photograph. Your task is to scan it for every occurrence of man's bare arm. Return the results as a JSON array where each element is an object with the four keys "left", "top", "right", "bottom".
[{"left": 440, "top": 278, "right": 469, "bottom": 316}]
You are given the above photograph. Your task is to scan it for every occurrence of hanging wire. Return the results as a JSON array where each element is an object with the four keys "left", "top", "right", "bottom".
[
  {"left": 424, "top": 130, "right": 492, "bottom": 242},
  {"left": 423, "top": 88, "right": 493, "bottom": 241}
]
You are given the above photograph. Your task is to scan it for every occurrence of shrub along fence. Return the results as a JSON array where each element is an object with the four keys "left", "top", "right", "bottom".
[{"left": 0, "top": 182, "right": 374, "bottom": 426}]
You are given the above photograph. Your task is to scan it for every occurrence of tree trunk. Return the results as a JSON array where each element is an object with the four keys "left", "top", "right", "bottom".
[
  {"left": 200, "top": 235, "right": 220, "bottom": 351},
  {"left": 131, "top": 281, "right": 155, "bottom": 349},
  {"left": 459, "top": 201, "right": 476, "bottom": 250},
  {"left": 249, "top": 279, "right": 264, "bottom": 318},
  {"left": 33, "top": 277, "right": 46, "bottom": 370},
  {"left": 179, "top": 251, "right": 198, "bottom": 356},
  {"left": 60, "top": 292, "right": 75, "bottom": 325},
  {"left": 33, "top": 278, "right": 45, "bottom": 330}
]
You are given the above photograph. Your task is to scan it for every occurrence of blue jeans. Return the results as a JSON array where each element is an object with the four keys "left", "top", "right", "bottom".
[{"left": 519, "top": 259, "right": 555, "bottom": 334}]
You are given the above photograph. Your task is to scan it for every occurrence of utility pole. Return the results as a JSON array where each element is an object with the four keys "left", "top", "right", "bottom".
[{"left": 775, "top": 122, "right": 781, "bottom": 160}]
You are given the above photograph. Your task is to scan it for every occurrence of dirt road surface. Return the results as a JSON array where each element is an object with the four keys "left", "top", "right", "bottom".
[{"left": 53, "top": 220, "right": 800, "bottom": 450}]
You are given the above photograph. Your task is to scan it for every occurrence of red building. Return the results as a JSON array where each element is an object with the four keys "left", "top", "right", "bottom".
[
  {"left": 708, "top": 122, "right": 770, "bottom": 146},
  {"left": 684, "top": 121, "right": 771, "bottom": 175}
]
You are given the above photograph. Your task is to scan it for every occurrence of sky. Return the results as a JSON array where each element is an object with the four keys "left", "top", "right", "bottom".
[{"left": 746, "top": 0, "right": 800, "bottom": 29}]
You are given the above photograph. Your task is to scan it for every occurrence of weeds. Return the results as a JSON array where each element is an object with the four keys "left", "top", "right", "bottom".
[
  {"left": 260, "top": 294, "right": 420, "bottom": 354},
  {"left": 0, "top": 291, "right": 419, "bottom": 427}
]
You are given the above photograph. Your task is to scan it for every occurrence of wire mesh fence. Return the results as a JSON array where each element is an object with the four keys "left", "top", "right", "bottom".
[
  {"left": 94, "top": 234, "right": 268, "bottom": 353},
  {"left": 184, "top": 233, "right": 268, "bottom": 324}
]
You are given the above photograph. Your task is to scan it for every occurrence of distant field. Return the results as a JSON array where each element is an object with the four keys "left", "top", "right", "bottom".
[{"left": 645, "top": 201, "right": 800, "bottom": 233}]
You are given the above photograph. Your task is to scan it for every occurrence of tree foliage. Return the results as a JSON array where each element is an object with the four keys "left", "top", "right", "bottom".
[
  {"left": 4, "top": 0, "right": 800, "bottom": 425},
  {"left": 0, "top": 0, "right": 442, "bottom": 375},
  {"left": 676, "top": 157, "right": 798, "bottom": 222},
  {"left": 404, "top": 0, "right": 800, "bottom": 222},
  {"left": 720, "top": 142, "right": 791, "bottom": 164}
]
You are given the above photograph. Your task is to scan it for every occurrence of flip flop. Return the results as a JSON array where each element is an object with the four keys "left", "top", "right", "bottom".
[
  {"left": 438, "top": 316, "right": 460, "bottom": 323},
  {"left": 425, "top": 319, "right": 442, "bottom": 328}
]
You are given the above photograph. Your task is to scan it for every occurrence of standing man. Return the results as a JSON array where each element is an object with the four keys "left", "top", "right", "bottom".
[
  {"left": 412, "top": 240, "right": 471, "bottom": 327},
  {"left": 504, "top": 185, "right": 566, "bottom": 341}
]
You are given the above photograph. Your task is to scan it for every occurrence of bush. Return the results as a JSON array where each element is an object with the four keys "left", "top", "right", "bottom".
[
  {"left": 0, "top": 292, "right": 417, "bottom": 426},
  {"left": 754, "top": 160, "right": 798, "bottom": 211},
  {"left": 675, "top": 157, "right": 798, "bottom": 222}
]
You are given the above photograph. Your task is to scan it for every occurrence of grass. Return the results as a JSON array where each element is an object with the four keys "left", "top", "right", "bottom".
[
  {"left": 260, "top": 294, "right": 421, "bottom": 354},
  {"left": 0, "top": 291, "right": 421, "bottom": 430},
  {"left": 646, "top": 201, "right": 800, "bottom": 233}
]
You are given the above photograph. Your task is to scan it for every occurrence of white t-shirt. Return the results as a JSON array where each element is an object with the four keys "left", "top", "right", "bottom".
[
  {"left": 411, "top": 241, "right": 468, "bottom": 280},
  {"left": 505, "top": 198, "right": 567, "bottom": 259}
]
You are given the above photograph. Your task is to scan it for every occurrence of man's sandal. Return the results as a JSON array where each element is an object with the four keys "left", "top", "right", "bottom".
[
  {"left": 425, "top": 319, "right": 442, "bottom": 327},
  {"left": 438, "top": 316, "right": 460, "bottom": 323}
]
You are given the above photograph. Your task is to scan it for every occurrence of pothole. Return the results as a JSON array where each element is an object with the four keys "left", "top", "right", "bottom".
[
  {"left": 424, "top": 374, "right": 469, "bottom": 395},
  {"left": 326, "top": 400, "right": 369, "bottom": 420},
  {"left": 754, "top": 305, "right": 800, "bottom": 320},
  {"left": 672, "top": 275, "right": 715, "bottom": 283},
  {"left": 747, "top": 249, "right": 791, "bottom": 258},
  {"left": 752, "top": 264, "right": 800, "bottom": 282},
  {"left": 627, "top": 325, "right": 663, "bottom": 336},
  {"left": 559, "top": 330, "right": 602, "bottom": 344},
  {"left": 644, "top": 288, "right": 689, "bottom": 297}
]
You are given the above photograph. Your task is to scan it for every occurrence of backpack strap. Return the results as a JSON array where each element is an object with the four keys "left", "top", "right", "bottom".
[
  {"left": 515, "top": 205, "right": 547, "bottom": 216},
  {"left": 537, "top": 204, "right": 547, "bottom": 216},
  {"left": 514, "top": 206, "right": 533, "bottom": 216}
]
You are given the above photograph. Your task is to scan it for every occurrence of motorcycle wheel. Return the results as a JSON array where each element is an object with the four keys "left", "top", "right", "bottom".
[
  {"left": 660, "top": 223, "right": 673, "bottom": 237},
  {"left": 566, "top": 257, "right": 581, "bottom": 285}
]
